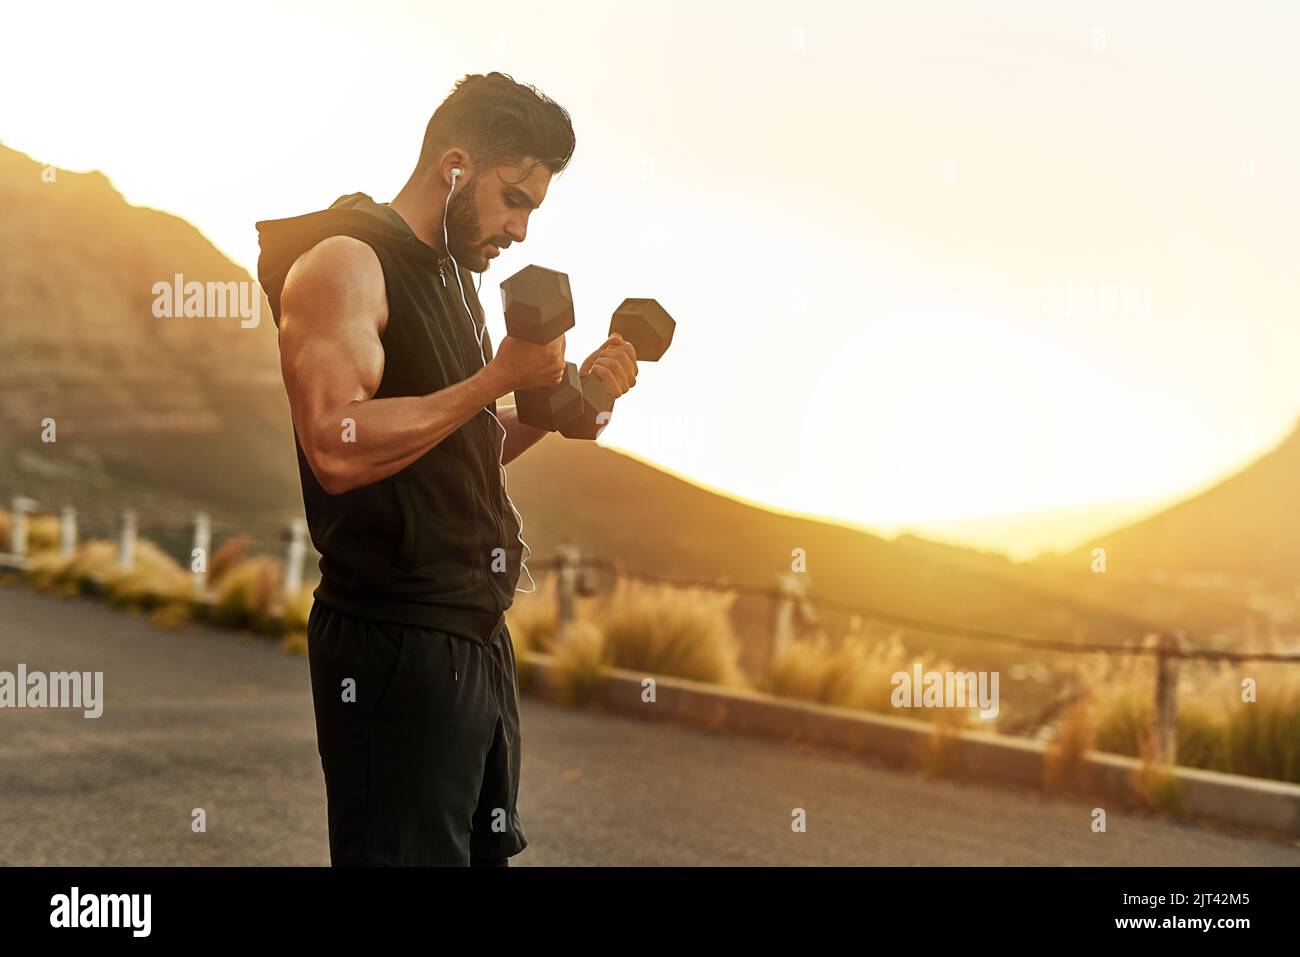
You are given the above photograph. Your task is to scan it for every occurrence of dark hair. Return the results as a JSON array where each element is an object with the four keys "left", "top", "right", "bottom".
[{"left": 418, "top": 72, "right": 576, "bottom": 179}]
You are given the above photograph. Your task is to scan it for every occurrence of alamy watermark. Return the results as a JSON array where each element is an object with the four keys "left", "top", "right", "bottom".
[
  {"left": 891, "top": 664, "right": 1000, "bottom": 719},
  {"left": 1042, "top": 274, "right": 1152, "bottom": 327},
  {"left": 0, "top": 665, "right": 103, "bottom": 718},
  {"left": 50, "top": 887, "right": 150, "bottom": 937},
  {"left": 151, "top": 273, "right": 261, "bottom": 328}
]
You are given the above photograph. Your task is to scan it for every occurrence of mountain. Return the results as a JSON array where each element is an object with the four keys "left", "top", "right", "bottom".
[
  {"left": 0, "top": 143, "right": 1154, "bottom": 665},
  {"left": 1022, "top": 420, "right": 1300, "bottom": 640},
  {"left": 0, "top": 142, "right": 298, "bottom": 542},
  {"left": 1048, "top": 419, "right": 1300, "bottom": 583},
  {"left": 900, "top": 494, "right": 1175, "bottom": 562}
]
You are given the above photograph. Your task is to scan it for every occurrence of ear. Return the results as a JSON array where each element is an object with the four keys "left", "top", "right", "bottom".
[{"left": 440, "top": 151, "right": 468, "bottom": 188}]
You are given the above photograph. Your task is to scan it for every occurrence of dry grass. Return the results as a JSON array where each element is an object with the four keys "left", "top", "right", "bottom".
[
  {"left": 0, "top": 508, "right": 62, "bottom": 555},
  {"left": 507, "top": 576, "right": 746, "bottom": 695},
  {"left": 149, "top": 601, "right": 196, "bottom": 629},
  {"left": 27, "top": 538, "right": 194, "bottom": 617},
  {"left": 922, "top": 709, "right": 970, "bottom": 778},
  {"left": 1083, "top": 636, "right": 1300, "bottom": 784},
  {"left": 208, "top": 535, "right": 252, "bottom": 588},
  {"left": 23, "top": 531, "right": 308, "bottom": 638},
  {"left": 103, "top": 542, "right": 194, "bottom": 611},
  {"left": 282, "top": 584, "right": 314, "bottom": 633},
  {"left": 1044, "top": 693, "right": 1096, "bottom": 792},
  {"left": 505, "top": 577, "right": 560, "bottom": 654},
  {"left": 506, "top": 617, "right": 537, "bottom": 693},
  {"left": 765, "top": 626, "right": 963, "bottom": 724},
  {"left": 591, "top": 579, "right": 746, "bottom": 686},
  {"left": 275, "top": 586, "right": 314, "bottom": 655},
  {"left": 210, "top": 556, "right": 285, "bottom": 634},
  {"left": 551, "top": 621, "right": 607, "bottom": 706},
  {"left": 1131, "top": 733, "right": 1190, "bottom": 815},
  {"left": 24, "top": 548, "right": 84, "bottom": 598}
]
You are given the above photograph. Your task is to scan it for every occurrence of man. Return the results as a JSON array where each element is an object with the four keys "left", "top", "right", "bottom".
[{"left": 255, "top": 72, "right": 638, "bottom": 866}]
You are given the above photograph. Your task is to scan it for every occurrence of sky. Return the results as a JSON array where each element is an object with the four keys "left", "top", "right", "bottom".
[{"left": 4, "top": 0, "right": 1298, "bottom": 558}]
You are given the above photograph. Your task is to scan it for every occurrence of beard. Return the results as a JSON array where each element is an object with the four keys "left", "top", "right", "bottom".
[{"left": 445, "top": 178, "right": 491, "bottom": 272}]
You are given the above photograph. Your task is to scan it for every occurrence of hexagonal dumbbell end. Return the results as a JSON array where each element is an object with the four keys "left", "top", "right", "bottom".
[
  {"left": 499, "top": 264, "right": 575, "bottom": 345},
  {"left": 609, "top": 298, "right": 675, "bottom": 361},
  {"left": 516, "top": 361, "right": 584, "bottom": 431},
  {"left": 557, "top": 374, "right": 617, "bottom": 440}
]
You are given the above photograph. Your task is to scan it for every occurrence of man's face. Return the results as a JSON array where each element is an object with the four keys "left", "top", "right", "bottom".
[{"left": 445, "top": 157, "right": 552, "bottom": 273}]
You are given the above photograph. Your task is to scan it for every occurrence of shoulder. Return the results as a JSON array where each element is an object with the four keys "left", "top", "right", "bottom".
[
  {"left": 284, "top": 235, "right": 384, "bottom": 300},
  {"left": 281, "top": 235, "right": 388, "bottom": 334}
]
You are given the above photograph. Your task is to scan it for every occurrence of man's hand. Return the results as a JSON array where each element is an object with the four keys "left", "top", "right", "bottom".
[
  {"left": 580, "top": 333, "right": 638, "bottom": 398},
  {"left": 488, "top": 333, "right": 568, "bottom": 393}
]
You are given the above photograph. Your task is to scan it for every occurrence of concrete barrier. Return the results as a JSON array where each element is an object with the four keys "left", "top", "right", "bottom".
[{"left": 521, "top": 652, "right": 1300, "bottom": 838}]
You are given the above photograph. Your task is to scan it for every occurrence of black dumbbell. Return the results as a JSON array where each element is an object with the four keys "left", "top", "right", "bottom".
[
  {"left": 499, "top": 265, "right": 584, "bottom": 431},
  {"left": 557, "top": 298, "right": 676, "bottom": 440}
]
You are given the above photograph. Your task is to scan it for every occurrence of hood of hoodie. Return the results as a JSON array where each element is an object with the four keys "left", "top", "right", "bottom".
[{"left": 255, "top": 192, "right": 445, "bottom": 328}]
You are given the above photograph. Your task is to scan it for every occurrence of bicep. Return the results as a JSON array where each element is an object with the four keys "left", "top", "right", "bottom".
[{"left": 277, "top": 236, "right": 387, "bottom": 440}]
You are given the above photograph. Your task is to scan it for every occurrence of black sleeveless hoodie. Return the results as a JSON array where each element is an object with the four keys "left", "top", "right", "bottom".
[{"left": 255, "top": 192, "right": 523, "bottom": 641}]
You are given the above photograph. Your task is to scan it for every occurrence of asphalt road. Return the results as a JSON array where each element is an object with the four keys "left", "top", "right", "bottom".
[{"left": 2, "top": 585, "right": 1298, "bottom": 866}]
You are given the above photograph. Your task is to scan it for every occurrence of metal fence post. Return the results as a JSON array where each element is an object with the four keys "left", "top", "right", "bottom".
[
  {"left": 10, "top": 496, "right": 36, "bottom": 560},
  {"left": 1150, "top": 631, "right": 1183, "bottom": 765},
  {"left": 761, "top": 572, "right": 809, "bottom": 681},
  {"left": 284, "top": 518, "right": 306, "bottom": 598},
  {"left": 192, "top": 512, "right": 211, "bottom": 594},
  {"left": 117, "top": 510, "right": 137, "bottom": 570},
  {"left": 59, "top": 505, "right": 77, "bottom": 558},
  {"left": 555, "top": 543, "right": 578, "bottom": 643},
  {"left": 771, "top": 572, "right": 804, "bottom": 662}
]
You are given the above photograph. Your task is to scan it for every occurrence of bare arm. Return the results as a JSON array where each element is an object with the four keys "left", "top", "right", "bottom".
[
  {"left": 277, "top": 236, "right": 519, "bottom": 495},
  {"left": 495, "top": 403, "right": 549, "bottom": 465}
]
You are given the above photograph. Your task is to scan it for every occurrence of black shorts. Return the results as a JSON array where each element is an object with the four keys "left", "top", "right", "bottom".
[{"left": 306, "top": 600, "right": 528, "bottom": 866}]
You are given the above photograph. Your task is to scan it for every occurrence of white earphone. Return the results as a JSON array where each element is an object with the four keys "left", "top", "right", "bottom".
[{"left": 441, "top": 163, "right": 537, "bottom": 595}]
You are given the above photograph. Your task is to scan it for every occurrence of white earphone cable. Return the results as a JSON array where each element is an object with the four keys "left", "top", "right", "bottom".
[{"left": 444, "top": 171, "right": 537, "bottom": 595}]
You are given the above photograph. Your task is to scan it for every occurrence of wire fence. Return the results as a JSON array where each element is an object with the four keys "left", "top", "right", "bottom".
[
  {"left": 6, "top": 496, "right": 1298, "bottom": 664},
  {"left": 526, "top": 554, "right": 1300, "bottom": 665},
  {"left": 4, "top": 496, "right": 1298, "bottom": 762},
  {"left": 530, "top": 546, "right": 1300, "bottom": 761}
]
